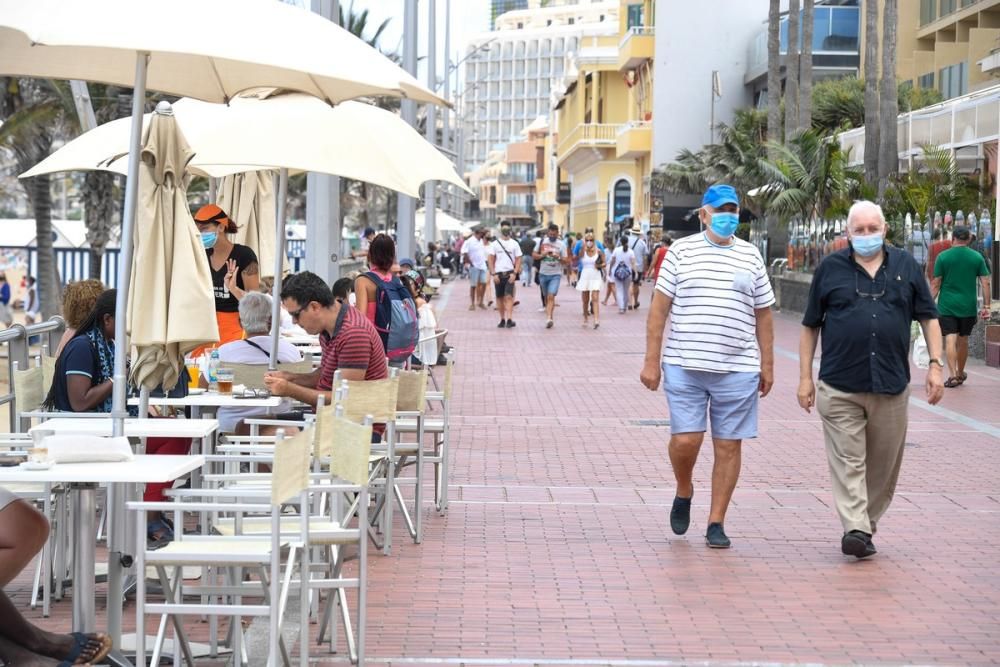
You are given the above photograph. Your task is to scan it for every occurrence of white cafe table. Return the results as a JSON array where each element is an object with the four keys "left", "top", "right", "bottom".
[
  {"left": 0, "top": 455, "right": 205, "bottom": 633},
  {"left": 127, "top": 394, "right": 282, "bottom": 420},
  {"left": 282, "top": 334, "right": 319, "bottom": 346},
  {"left": 29, "top": 417, "right": 218, "bottom": 441}
]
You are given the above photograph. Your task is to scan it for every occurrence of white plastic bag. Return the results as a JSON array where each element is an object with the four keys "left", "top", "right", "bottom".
[{"left": 912, "top": 329, "right": 930, "bottom": 369}]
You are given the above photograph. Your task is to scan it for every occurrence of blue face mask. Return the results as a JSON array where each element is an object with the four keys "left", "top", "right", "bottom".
[
  {"left": 201, "top": 231, "right": 218, "bottom": 249},
  {"left": 850, "top": 233, "right": 883, "bottom": 257},
  {"left": 709, "top": 212, "right": 739, "bottom": 239}
]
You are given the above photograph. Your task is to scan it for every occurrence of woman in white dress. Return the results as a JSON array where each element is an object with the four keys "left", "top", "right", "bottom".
[{"left": 575, "top": 232, "right": 605, "bottom": 329}]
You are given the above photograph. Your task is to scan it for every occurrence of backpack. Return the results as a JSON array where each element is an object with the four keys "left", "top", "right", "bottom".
[
  {"left": 365, "top": 271, "right": 419, "bottom": 362},
  {"left": 613, "top": 255, "right": 632, "bottom": 281}
]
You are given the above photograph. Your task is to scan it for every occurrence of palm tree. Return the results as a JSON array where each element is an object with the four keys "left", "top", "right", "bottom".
[
  {"left": 798, "top": 0, "right": 814, "bottom": 132},
  {"left": 756, "top": 130, "right": 857, "bottom": 225},
  {"left": 0, "top": 78, "right": 69, "bottom": 320},
  {"left": 339, "top": 0, "right": 392, "bottom": 50},
  {"left": 877, "top": 0, "right": 899, "bottom": 198},
  {"left": 766, "top": 0, "right": 782, "bottom": 148},
  {"left": 863, "top": 0, "right": 879, "bottom": 186},
  {"left": 654, "top": 109, "right": 769, "bottom": 215},
  {"left": 784, "top": 0, "right": 800, "bottom": 142}
]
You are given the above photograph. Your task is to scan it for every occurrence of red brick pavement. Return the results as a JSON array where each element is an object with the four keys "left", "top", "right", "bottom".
[{"left": 8, "top": 277, "right": 1000, "bottom": 665}]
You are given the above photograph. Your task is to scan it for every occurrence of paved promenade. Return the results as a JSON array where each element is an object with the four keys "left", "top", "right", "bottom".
[{"left": 9, "top": 277, "right": 1000, "bottom": 665}]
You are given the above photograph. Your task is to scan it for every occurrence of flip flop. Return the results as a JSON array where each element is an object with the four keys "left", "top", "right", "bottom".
[
  {"left": 960, "top": 372, "right": 968, "bottom": 382},
  {"left": 944, "top": 377, "right": 962, "bottom": 388},
  {"left": 60, "top": 632, "right": 112, "bottom": 666}
]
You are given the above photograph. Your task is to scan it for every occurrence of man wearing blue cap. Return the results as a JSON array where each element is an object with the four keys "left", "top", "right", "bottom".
[{"left": 640, "top": 184, "right": 775, "bottom": 549}]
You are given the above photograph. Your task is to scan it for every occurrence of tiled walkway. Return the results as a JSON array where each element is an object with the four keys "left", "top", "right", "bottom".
[{"left": 9, "top": 276, "right": 1000, "bottom": 665}]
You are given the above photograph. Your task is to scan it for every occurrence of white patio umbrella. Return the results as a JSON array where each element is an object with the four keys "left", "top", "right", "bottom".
[
  {"left": 22, "top": 93, "right": 472, "bottom": 197},
  {"left": 0, "top": 0, "right": 447, "bottom": 652},
  {"left": 129, "top": 104, "right": 218, "bottom": 391},
  {"left": 22, "top": 93, "right": 473, "bottom": 368}
]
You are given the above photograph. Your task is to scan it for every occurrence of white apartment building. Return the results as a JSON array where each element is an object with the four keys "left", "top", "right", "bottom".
[{"left": 461, "top": 0, "right": 619, "bottom": 172}]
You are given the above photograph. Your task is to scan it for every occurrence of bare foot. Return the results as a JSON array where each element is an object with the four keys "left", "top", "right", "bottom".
[{"left": 25, "top": 631, "right": 111, "bottom": 665}]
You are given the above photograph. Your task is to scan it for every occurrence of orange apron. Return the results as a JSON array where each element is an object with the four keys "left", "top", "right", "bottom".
[{"left": 191, "top": 311, "right": 244, "bottom": 358}]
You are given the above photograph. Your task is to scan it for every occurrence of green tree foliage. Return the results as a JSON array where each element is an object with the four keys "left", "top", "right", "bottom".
[
  {"left": 811, "top": 77, "right": 943, "bottom": 133},
  {"left": 754, "top": 129, "right": 857, "bottom": 224}
]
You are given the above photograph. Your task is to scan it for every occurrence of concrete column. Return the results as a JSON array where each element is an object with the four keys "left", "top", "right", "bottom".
[
  {"left": 307, "top": 0, "right": 341, "bottom": 283},
  {"left": 578, "top": 70, "right": 587, "bottom": 125},
  {"left": 396, "top": 0, "right": 419, "bottom": 261},
  {"left": 424, "top": 0, "right": 438, "bottom": 247},
  {"left": 591, "top": 72, "right": 600, "bottom": 125}
]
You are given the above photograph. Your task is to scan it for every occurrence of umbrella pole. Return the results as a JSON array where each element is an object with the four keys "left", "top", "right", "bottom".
[
  {"left": 107, "top": 51, "right": 149, "bottom": 659},
  {"left": 269, "top": 168, "right": 289, "bottom": 370}
]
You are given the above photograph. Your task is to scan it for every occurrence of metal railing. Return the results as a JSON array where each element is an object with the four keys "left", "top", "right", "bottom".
[
  {"left": 1, "top": 316, "right": 66, "bottom": 432},
  {"left": 619, "top": 25, "right": 655, "bottom": 49}
]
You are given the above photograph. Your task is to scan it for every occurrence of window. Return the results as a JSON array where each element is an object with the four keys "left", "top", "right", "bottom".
[
  {"left": 517, "top": 22, "right": 523, "bottom": 29},
  {"left": 939, "top": 61, "right": 967, "bottom": 99},
  {"left": 939, "top": 0, "right": 956, "bottom": 16},
  {"left": 613, "top": 180, "right": 632, "bottom": 222},
  {"left": 627, "top": 4, "right": 644, "bottom": 28},
  {"left": 917, "top": 72, "right": 935, "bottom": 90},
  {"left": 920, "top": 0, "right": 936, "bottom": 25},
  {"left": 528, "top": 60, "right": 538, "bottom": 75},
  {"left": 568, "top": 17, "right": 575, "bottom": 25},
  {"left": 546, "top": 19, "right": 552, "bottom": 26}
]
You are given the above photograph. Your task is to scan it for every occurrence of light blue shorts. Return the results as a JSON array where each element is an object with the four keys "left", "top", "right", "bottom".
[
  {"left": 662, "top": 364, "right": 760, "bottom": 440},
  {"left": 468, "top": 266, "right": 488, "bottom": 285},
  {"left": 538, "top": 273, "right": 561, "bottom": 296}
]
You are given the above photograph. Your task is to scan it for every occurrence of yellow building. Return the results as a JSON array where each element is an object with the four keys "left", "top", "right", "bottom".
[
  {"left": 553, "top": 0, "right": 654, "bottom": 239},
  {"left": 869, "top": 0, "right": 1000, "bottom": 99}
]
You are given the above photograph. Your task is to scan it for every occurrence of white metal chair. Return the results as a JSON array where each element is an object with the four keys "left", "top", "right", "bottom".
[{"left": 130, "top": 428, "right": 313, "bottom": 667}]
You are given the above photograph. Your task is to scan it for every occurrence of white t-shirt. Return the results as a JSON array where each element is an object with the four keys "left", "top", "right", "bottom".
[
  {"left": 655, "top": 233, "right": 775, "bottom": 374},
  {"left": 461, "top": 237, "right": 488, "bottom": 270},
  {"left": 628, "top": 235, "right": 649, "bottom": 271},
  {"left": 534, "top": 237, "right": 567, "bottom": 276},
  {"left": 611, "top": 247, "right": 635, "bottom": 275},
  {"left": 488, "top": 237, "right": 522, "bottom": 274},
  {"left": 216, "top": 335, "right": 303, "bottom": 432}
]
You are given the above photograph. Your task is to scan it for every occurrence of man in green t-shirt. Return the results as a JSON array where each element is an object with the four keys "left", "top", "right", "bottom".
[{"left": 932, "top": 225, "right": 992, "bottom": 387}]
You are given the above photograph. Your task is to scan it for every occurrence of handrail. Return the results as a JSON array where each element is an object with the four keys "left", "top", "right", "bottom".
[{"left": 1, "top": 316, "right": 66, "bottom": 432}]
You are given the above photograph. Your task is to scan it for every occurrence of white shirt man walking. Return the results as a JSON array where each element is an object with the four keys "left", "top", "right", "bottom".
[
  {"left": 488, "top": 224, "right": 523, "bottom": 328},
  {"left": 641, "top": 184, "right": 775, "bottom": 549},
  {"left": 461, "top": 228, "right": 489, "bottom": 311},
  {"left": 627, "top": 222, "right": 648, "bottom": 310},
  {"left": 799, "top": 200, "right": 944, "bottom": 559}
]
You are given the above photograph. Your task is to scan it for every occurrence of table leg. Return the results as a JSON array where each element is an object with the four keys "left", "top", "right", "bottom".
[{"left": 71, "top": 483, "right": 98, "bottom": 633}]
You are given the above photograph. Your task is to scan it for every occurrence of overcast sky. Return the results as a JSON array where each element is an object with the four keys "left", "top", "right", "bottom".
[{"left": 338, "top": 0, "right": 488, "bottom": 93}]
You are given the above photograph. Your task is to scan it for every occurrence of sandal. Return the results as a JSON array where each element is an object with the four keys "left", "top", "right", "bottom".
[
  {"left": 944, "top": 376, "right": 963, "bottom": 388},
  {"left": 147, "top": 517, "right": 174, "bottom": 543},
  {"left": 60, "top": 632, "right": 113, "bottom": 666},
  {"left": 960, "top": 372, "right": 968, "bottom": 382}
]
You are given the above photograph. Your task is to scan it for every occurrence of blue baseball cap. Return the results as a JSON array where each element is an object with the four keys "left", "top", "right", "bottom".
[
  {"left": 399, "top": 257, "right": 416, "bottom": 268},
  {"left": 702, "top": 184, "right": 739, "bottom": 208}
]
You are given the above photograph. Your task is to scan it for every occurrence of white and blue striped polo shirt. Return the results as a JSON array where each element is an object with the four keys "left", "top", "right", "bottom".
[{"left": 655, "top": 233, "right": 774, "bottom": 374}]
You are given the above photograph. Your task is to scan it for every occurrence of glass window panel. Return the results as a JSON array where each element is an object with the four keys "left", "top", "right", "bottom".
[{"left": 826, "top": 7, "right": 859, "bottom": 52}]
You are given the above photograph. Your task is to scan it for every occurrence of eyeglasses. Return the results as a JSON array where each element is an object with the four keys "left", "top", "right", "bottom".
[
  {"left": 855, "top": 272, "right": 886, "bottom": 300},
  {"left": 240, "top": 387, "right": 271, "bottom": 399}
]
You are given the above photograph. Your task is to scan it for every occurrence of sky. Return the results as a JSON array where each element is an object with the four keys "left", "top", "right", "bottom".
[{"left": 337, "top": 0, "right": 488, "bottom": 93}]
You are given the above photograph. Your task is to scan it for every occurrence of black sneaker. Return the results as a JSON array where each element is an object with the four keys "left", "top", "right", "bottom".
[
  {"left": 497, "top": 320, "right": 507, "bottom": 328},
  {"left": 841, "top": 530, "right": 877, "bottom": 559},
  {"left": 669, "top": 496, "right": 692, "bottom": 535},
  {"left": 506, "top": 320, "right": 516, "bottom": 328},
  {"left": 705, "top": 522, "right": 731, "bottom": 548}
]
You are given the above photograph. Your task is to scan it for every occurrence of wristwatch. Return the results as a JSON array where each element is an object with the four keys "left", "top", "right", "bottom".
[{"left": 928, "top": 358, "right": 944, "bottom": 368}]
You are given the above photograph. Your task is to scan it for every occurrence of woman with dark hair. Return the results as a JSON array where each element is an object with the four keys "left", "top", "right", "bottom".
[
  {"left": 354, "top": 234, "right": 396, "bottom": 323},
  {"left": 609, "top": 236, "right": 638, "bottom": 315},
  {"left": 193, "top": 204, "right": 260, "bottom": 351},
  {"left": 43, "top": 289, "right": 191, "bottom": 543}
]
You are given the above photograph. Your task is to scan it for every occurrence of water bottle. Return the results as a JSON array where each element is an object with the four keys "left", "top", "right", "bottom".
[{"left": 208, "top": 347, "right": 220, "bottom": 392}]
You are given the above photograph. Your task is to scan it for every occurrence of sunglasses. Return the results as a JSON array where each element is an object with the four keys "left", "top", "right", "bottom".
[{"left": 288, "top": 303, "right": 309, "bottom": 321}]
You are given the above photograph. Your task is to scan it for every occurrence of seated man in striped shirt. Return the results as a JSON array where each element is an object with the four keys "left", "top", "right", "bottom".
[
  {"left": 640, "top": 184, "right": 775, "bottom": 549},
  {"left": 264, "top": 271, "right": 388, "bottom": 408}
]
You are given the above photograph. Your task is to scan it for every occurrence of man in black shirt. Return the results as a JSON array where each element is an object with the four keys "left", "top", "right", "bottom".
[{"left": 798, "top": 201, "right": 944, "bottom": 559}]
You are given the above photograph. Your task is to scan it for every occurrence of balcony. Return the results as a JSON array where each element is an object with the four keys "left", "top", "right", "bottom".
[
  {"left": 616, "top": 121, "right": 652, "bottom": 159},
  {"left": 499, "top": 172, "right": 536, "bottom": 185},
  {"left": 618, "top": 26, "right": 655, "bottom": 72},
  {"left": 557, "top": 123, "right": 621, "bottom": 171},
  {"left": 496, "top": 203, "right": 536, "bottom": 218}
]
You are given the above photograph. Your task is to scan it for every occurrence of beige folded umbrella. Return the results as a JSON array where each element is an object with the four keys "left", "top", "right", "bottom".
[
  {"left": 127, "top": 105, "right": 218, "bottom": 391},
  {"left": 22, "top": 94, "right": 472, "bottom": 197},
  {"left": 217, "top": 170, "right": 288, "bottom": 279}
]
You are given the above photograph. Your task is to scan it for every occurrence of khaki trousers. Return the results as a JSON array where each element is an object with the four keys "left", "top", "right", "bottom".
[{"left": 816, "top": 381, "right": 910, "bottom": 535}]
